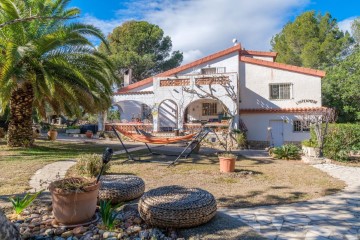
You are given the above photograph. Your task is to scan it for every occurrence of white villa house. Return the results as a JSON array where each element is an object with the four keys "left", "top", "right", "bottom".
[{"left": 110, "top": 44, "right": 325, "bottom": 148}]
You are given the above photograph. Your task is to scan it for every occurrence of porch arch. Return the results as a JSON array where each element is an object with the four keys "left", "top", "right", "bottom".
[{"left": 158, "top": 99, "right": 178, "bottom": 131}]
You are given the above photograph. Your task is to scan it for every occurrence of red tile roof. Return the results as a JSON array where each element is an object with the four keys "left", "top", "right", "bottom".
[
  {"left": 240, "top": 56, "right": 326, "bottom": 77},
  {"left": 114, "top": 91, "right": 154, "bottom": 96},
  {"left": 117, "top": 45, "right": 324, "bottom": 94},
  {"left": 240, "top": 50, "right": 277, "bottom": 59},
  {"left": 240, "top": 107, "right": 327, "bottom": 114}
]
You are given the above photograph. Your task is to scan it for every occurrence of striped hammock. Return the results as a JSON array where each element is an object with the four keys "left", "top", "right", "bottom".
[{"left": 113, "top": 127, "right": 196, "bottom": 144}]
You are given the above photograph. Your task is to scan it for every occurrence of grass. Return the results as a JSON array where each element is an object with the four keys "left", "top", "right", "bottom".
[
  {"left": 101, "top": 151, "right": 345, "bottom": 208},
  {"left": 0, "top": 139, "right": 127, "bottom": 195},
  {"left": 0, "top": 139, "right": 346, "bottom": 208}
]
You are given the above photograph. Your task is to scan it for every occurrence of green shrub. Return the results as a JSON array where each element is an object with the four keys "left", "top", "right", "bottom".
[
  {"left": 271, "top": 144, "right": 301, "bottom": 160},
  {"left": 75, "top": 154, "right": 110, "bottom": 177},
  {"left": 322, "top": 124, "right": 360, "bottom": 161}
]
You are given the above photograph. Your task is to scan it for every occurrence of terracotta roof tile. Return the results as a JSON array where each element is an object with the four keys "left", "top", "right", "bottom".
[
  {"left": 240, "top": 56, "right": 326, "bottom": 77},
  {"left": 241, "top": 50, "right": 278, "bottom": 59},
  {"left": 114, "top": 91, "right": 154, "bottom": 96},
  {"left": 240, "top": 107, "right": 327, "bottom": 114}
]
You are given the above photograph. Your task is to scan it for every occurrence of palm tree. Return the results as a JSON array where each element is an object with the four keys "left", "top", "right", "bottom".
[{"left": 0, "top": 0, "right": 117, "bottom": 147}]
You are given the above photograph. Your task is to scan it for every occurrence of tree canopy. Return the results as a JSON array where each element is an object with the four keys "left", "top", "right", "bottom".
[
  {"left": 0, "top": 0, "right": 117, "bottom": 146},
  {"left": 322, "top": 49, "right": 360, "bottom": 123},
  {"left": 100, "top": 21, "right": 183, "bottom": 83},
  {"left": 271, "top": 11, "right": 352, "bottom": 69}
]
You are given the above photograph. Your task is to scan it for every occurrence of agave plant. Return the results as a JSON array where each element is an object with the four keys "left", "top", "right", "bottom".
[{"left": 0, "top": 0, "right": 118, "bottom": 147}]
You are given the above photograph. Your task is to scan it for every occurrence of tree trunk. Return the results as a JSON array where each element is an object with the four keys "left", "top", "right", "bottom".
[{"left": 7, "top": 82, "right": 34, "bottom": 147}]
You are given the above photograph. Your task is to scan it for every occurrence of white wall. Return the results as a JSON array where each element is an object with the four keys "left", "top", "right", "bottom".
[
  {"left": 241, "top": 113, "right": 310, "bottom": 142},
  {"left": 239, "top": 62, "right": 322, "bottom": 109}
]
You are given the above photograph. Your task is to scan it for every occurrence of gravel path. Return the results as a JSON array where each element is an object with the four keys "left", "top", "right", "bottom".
[{"left": 221, "top": 163, "right": 360, "bottom": 240}]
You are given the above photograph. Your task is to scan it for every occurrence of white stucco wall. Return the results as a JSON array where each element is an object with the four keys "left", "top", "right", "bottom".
[
  {"left": 239, "top": 62, "right": 322, "bottom": 109},
  {"left": 241, "top": 113, "right": 310, "bottom": 142}
]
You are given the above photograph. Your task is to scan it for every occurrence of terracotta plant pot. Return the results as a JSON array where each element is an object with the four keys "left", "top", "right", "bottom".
[
  {"left": 49, "top": 178, "right": 100, "bottom": 225},
  {"left": 85, "top": 130, "right": 93, "bottom": 138},
  {"left": 219, "top": 156, "right": 236, "bottom": 173},
  {"left": 47, "top": 130, "right": 58, "bottom": 141}
]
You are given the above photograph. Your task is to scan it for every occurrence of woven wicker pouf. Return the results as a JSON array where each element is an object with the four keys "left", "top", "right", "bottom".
[
  {"left": 99, "top": 175, "right": 145, "bottom": 204},
  {"left": 139, "top": 185, "right": 217, "bottom": 228}
]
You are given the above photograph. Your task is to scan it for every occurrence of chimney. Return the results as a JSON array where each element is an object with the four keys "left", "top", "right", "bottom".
[{"left": 123, "top": 68, "right": 132, "bottom": 87}]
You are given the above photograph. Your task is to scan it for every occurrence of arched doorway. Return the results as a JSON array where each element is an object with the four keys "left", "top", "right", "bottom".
[{"left": 158, "top": 99, "right": 178, "bottom": 132}]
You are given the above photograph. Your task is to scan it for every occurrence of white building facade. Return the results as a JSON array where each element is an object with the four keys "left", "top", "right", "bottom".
[{"left": 111, "top": 44, "right": 325, "bottom": 148}]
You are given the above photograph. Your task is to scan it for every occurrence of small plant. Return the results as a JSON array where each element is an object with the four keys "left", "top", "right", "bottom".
[
  {"left": 234, "top": 131, "right": 247, "bottom": 148},
  {"left": 9, "top": 190, "right": 43, "bottom": 214},
  {"left": 50, "top": 177, "right": 96, "bottom": 193},
  {"left": 218, "top": 152, "right": 237, "bottom": 159},
  {"left": 271, "top": 144, "right": 301, "bottom": 160},
  {"left": 99, "top": 200, "right": 122, "bottom": 230},
  {"left": 75, "top": 154, "right": 110, "bottom": 177}
]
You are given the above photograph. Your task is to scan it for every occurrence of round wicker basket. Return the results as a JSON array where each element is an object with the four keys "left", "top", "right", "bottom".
[
  {"left": 139, "top": 185, "right": 217, "bottom": 228},
  {"left": 98, "top": 175, "right": 145, "bottom": 204}
]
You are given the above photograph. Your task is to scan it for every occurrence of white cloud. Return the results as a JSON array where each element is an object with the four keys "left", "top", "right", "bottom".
[
  {"left": 81, "top": 14, "right": 124, "bottom": 37},
  {"left": 338, "top": 16, "right": 358, "bottom": 34},
  {"left": 81, "top": 0, "right": 310, "bottom": 63}
]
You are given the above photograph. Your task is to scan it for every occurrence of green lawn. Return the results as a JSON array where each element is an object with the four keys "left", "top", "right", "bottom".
[{"left": 0, "top": 139, "right": 125, "bottom": 195}]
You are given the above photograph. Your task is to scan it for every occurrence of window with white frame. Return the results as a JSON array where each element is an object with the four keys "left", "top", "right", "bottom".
[
  {"left": 202, "top": 103, "right": 217, "bottom": 116},
  {"left": 269, "top": 83, "right": 292, "bottom": 99},
  {"left": 293, "top": 120, "right": 310, "bottom": 132}
]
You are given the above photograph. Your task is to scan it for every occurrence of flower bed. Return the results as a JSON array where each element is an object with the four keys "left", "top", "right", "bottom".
[{"left": 7, "top": 202, "right": 179, "bottom": 239}]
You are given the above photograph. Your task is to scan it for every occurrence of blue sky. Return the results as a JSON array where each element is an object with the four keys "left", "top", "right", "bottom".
[{"left": 69, "top": 0, "right": 359, "bottom": 63}]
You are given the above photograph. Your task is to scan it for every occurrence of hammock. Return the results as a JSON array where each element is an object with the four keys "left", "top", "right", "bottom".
[{"left": 113, "top": 126, "right": 196, "bottom": 144}]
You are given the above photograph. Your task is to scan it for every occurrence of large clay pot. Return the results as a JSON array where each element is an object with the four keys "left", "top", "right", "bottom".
[
  {"left": 219, "top": 156, "right": 236, "bottom": 173},
  {"left": 49, "top": 178, "right": 100, "bottom": 225},
  {"left": 85, "top": 130, "right": 93, "bottom": 138},
  {"left": 47, "top": 130, "right": 58, "bottom": 141}
]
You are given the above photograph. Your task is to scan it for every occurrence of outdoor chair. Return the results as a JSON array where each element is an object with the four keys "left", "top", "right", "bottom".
[
  {"left": 138, "top": 185, "right": 217, "bottom": 228},
  {"left": 98, "top": 175, "right": 145, "bottom": 204}
]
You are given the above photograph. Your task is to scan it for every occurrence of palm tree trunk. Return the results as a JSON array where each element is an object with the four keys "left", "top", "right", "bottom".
[{"left": 7, "top": 82, "right": 34, "bottom": 147}]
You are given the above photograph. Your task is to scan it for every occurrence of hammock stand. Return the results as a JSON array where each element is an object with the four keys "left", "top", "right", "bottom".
[{"left": 111, "top": 125, "right": 211, "bottom": 166}]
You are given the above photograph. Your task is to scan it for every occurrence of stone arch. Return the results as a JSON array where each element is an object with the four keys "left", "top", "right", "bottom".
[
  {"left": 114, "top": 100, "right": 153, "bottom": 122},
  {"left": 158, "top": 99, "right": 178, "bottom": 131},
  {"left": 183, "top": 98, "right": 229, "bottom": 124}
]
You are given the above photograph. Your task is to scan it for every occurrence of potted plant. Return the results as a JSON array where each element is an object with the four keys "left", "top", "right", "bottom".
[
  {"left": 85, "top": 130, "right": 93, "bottom": 138},
  {"left": 214, "top": 125, "right": 239, "bottom": 173},
  {"left": 218, "top": 152, "right": 237, "bottom": 173},
  {"left": 47, "top": 127, "right": 58, "bottom": 141},
  {"left": 49, "top": 177, "right": 100, "bottom": 225}
]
